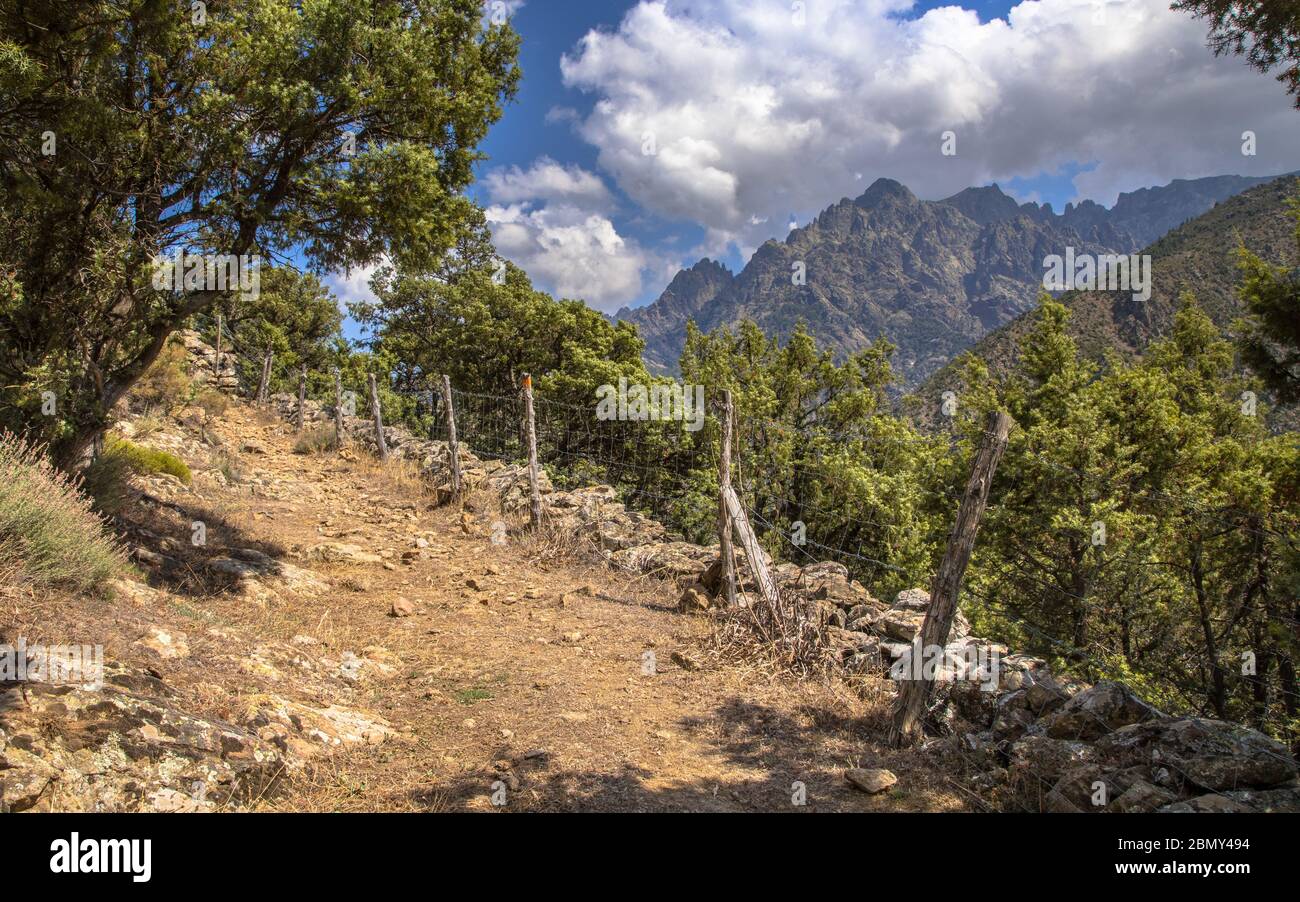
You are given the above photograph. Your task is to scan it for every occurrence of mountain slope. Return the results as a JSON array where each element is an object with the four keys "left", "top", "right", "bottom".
[
  {"left": 627, "top": 178, "right": 1119, "bottom": 384},
  {"left": 913, "top": 175, "right": 1300, "bottom": 414},
  {"left": 624, "top": 172, "right": 1293, "bottom": 384}
]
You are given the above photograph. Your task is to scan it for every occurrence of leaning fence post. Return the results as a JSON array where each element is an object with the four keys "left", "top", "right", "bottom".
[
  {"left": 717, "top": 389, "right": 738, "bottom": 607},
  {"left": 890, "top": 410, "right": 1013, "bottom": 747},
  {"left": 296, "top": 366, "right": 307, "bottom": 431},
  {"left": 722, "top": 484, "right": 781, "bottom": 613},
  {"left": 442, "top": 374, "right": 462, "bottom": 498},
  {"left": 521, "top": 372, "right": 542, "bottom": 528},
  {"left": 256, "top": 348, "right": 272, "bottom": 404},
  {"left": 368, "top": 372, "right": 389, "bottom": 461}
]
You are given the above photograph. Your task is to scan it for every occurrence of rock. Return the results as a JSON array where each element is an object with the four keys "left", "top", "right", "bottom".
[
  {"left": 390, "top": 597, "right": 415, "bottom": 618},
  {"left": 1159, "top": 794, "right": 1256, "bottom": 813},
  {"left": 610, "top": 542, "right": 717, "bottom": 586},
  {"left": 893, "top": 588, "right": 931, "bottom": 610},
  {"left": 845, "top": 768, "right": 898, "bottom": 794},
  {"left": 1022, "top": 669, "right": 1070, "bottom": 715},
  {"left": 1096, "top": 717, "right": 1298, "bottom": 792},
  {"left": 244, "top": 697, "right": 395, "bottom": 752},
  {"left": 1047, "top": 764, "right": 1119, "bottom": 811},
  {"left": 824, "top": 628, "right": 878, "bottom": 662},
  {"left": 670, "top": 650, "right": 702, "bottom": 671},
  {"left": 1112, "top": 779, "right": 1179, "bottom": 813},
  {"left": 134, "top": 626, "right": 189, "bottom": 660},
  {"left": 0, "top": 669, "right": 282, "bottom": 812},
  {"left": 1045, "top": 681, "right": 1162, "bottom": 741},
  {"left": 1219, "top": 785, "right": 1300, "bottom": 813},
  {"left": 306, "top": 543, "right": 383, "bottom": 565},
  {"left": 1008, "top": 735, "right": 1096, "bottom": 785},
  {"left": 876, "top": 609, "right": 926, "bottom": 641},
  {"left": 677, "top": 582, "right": 712, "bottom": 613}
]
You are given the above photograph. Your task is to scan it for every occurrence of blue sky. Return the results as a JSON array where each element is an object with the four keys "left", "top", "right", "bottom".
[{"left": 332, "top": 0, "right": 1300, "bottom": 325}]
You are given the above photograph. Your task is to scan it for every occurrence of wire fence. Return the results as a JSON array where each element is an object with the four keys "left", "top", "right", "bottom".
[{"left": 223, "top": 341, "right": 1299, "bottom": 757}]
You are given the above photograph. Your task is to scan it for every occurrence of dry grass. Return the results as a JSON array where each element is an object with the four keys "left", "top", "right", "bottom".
[
  {"left": 293, "top": 423, "right": 339, "bottom": 455},
  {"left": 131, "top": 338, "right": 192, "bottom": 415},
  {"left": 712, "top": 587, "right": 837, "bottom": 681},
  {"left": 343, "top": 453, "right": 434, "bottom": 500},
  {"left": 0, "top": 432, "right": 128, "bottom": 594}
]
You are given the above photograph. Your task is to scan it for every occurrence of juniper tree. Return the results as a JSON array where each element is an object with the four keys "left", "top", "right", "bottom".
[{"left": 0, "top": 0, "right": 519, "bottom": 465}]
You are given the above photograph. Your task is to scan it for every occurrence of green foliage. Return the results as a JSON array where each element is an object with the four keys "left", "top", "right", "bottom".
[
  {"left": 962, "top": 293, "right": 1298, "bottom": 741},
  {"left": 357, "top": 231, "right": 650, "bottom": 402},
  {"left": 1236, "top": 199, "right": 1300, "bottom": 403},
  {"left": 682, "top": 319, "right": 949, "bottom": 597},
  {"left": 101, "top": 436, "right": 192, "bottom": 486},
  {"left": 0, "top": 432, "right": 126, "bottom": 593},
  {"left": 680, "top": 296, "right": 1297, "bottom": 741},
  {"left": 202, "top": 267, "right": 344, "bottom": 398},
  {"left": 0, "top": 0, "right": 520, "bottom": 466}
]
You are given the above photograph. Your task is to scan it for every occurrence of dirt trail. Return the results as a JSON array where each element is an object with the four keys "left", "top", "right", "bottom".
[{"left": 63, "top": 400, "right": 966, "bottom": 812}]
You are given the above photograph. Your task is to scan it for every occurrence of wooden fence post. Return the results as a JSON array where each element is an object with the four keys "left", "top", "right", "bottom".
[
  {"left": 717, "top": 390, "right": 738, "bottom": 607},
  {"left": 333, "top": 369, "right": 346, "bottom": 442},
  {"left": 891, "top": 410, "right": 1013, "bottom": 747},
  {"left": 214, "top": 312, "right": 223, "bottom": 380},
  {"left": 256, "top": 349, "right": 272, "bottom": 404},
  {"left": 442, "top": 374, "right": 462, "bottom": 498},
  {"left": 521, "top": 373, "right": 542, "bottom": 529},
  {"left": 296, "top": 366, "right": 307, "bottom": 430},
  {"left": 368, "top": 372, "right": 389, "bottom": 461}
]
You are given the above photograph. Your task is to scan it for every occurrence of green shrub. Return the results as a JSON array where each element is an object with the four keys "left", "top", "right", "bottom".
[
  {"left": 103, "top": 435, "right": 192, "bottom": 484},
  {"left": 0, "top": 432, "right": 127, "bottom": 592},
  {"left": 293, "top": 424, "right": 338, "bottom": 455}
]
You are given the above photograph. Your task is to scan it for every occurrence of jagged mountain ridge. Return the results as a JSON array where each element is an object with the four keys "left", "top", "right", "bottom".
[
  {"left": 914, "top": 175, "right": 1300, "bottom": 426},
  {"left": 621, "top": 172, "right": 1291, "bottom": 383}
]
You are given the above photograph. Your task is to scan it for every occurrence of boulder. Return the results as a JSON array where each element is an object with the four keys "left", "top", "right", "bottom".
[
  {"left": 1096, "top": 717, "right": 1298, "bottom": 792},
  {"left": 0, "top": 668, "right": 282, "bottom": 812},
  {"left": 611, "top": 542, "right": 717, "bottom": 586},
  {"left": 1044, "top": 681, "right": 1162, "bottom": 741},
  {"left": 1158, "top": 794, "right": 1256, "bottom": 813}
]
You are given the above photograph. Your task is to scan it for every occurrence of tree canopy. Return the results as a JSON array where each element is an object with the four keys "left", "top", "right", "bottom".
[{"left": 0, "top": 0, "right": 519, "bottom": 464}]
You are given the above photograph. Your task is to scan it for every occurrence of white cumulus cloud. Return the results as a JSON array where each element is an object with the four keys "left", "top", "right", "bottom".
[
  {"left": 560, "top": 0, "right": 1300, "bottom": 254},
  {"left": 481, "top": 158, "right": 671, "bottom": 310},
  {"left": 486, "top": 200, "right": 651, "bottom": 309},
  {"left": 483, "top": 156, "right": 615, "bottom": 208}
]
